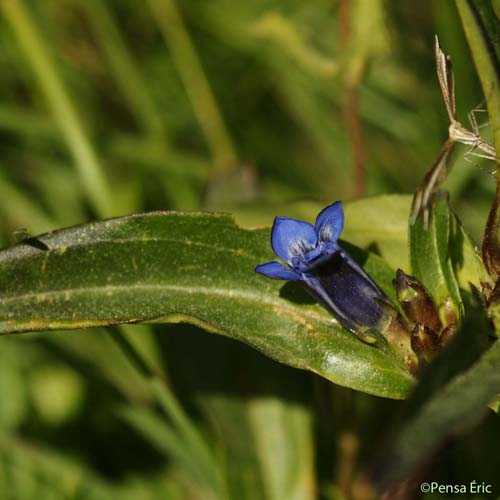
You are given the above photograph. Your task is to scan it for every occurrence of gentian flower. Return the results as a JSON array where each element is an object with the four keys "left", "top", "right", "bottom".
[{"left": 255, "top": 201, "right": 392, "bottom": 334}]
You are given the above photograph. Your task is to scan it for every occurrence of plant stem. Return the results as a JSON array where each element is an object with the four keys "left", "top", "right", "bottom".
[
  {"left": 0, "top": 0, "right": 114, "bottom": 218},
  {"left": 456, "top": 0, "right": 500, "bottom": 276},
  {"left": 0, "top": 170, "right": 54, "bottom": 233},
  {"left": 338, "top": 0, "right": 367, "bottom": 198},
  {"left": 83, "top": 0, "right": 168, "bottom": 143},
  {"left": 108, "top": 327, "right": 217, "bottom": 480},
  {"left": 148, "top": 0, "right": 238, "bottom": 176},
  {"left": 1, "top": 5, "right": 203, "bottom": 467}
]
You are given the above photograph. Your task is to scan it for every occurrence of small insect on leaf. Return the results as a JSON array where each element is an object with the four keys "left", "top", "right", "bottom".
[{"left": 13, "top": 228, "right": 49, "bottom": 251}]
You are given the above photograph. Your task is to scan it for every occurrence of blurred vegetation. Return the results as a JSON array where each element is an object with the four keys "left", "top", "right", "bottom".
[{"left": 0, "top": 0, "right": 499, "bottom": 498}]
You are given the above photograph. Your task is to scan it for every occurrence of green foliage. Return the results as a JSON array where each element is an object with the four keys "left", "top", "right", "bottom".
[
  {"left": 409, "top": 195, "right": 464, "bottom": 315},
  {"left": 0, "top": 204, "right": 414, "bottom": 399},
  {"left": 374, "top": 302, "right": 495, "bottom": 487},
  {"left": 0, "top": 0, "right": 500, "bottom": 498}
]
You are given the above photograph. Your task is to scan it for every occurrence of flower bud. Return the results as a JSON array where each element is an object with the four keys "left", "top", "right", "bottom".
[
  {"left": 393, "top": 269, "right": 442, "bottom": 332},
  {"left": 411, "top": 322, "right": 440, "bottom": 364}
]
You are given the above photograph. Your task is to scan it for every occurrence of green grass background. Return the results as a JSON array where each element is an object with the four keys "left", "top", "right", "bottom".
[{"left": 0, "top": 1, "right": 499, "bottom": 498}]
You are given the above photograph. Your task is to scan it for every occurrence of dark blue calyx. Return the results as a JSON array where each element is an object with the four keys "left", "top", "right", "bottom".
[{"left": 301, "top": 249, "right": 389, "bottom": 332}]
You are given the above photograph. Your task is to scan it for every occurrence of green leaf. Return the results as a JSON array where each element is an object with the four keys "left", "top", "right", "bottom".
[
  {"left": 235, "top": 194, "right": 484, "bottom": 290},
  {"left": 119, "top": 404, "right": 222, "bottom": 498},
  {"left": 0, "top": 434, "right": 134, "bottom": 500},
  {"left": 234, "top": 194, "right": 410, "bottom": 270},
  {"left": 247, "top": 397, "right": 313, "bottom": 500},
  {"left": 373, "top": 303, "right": 496, "bottom": 487},
  {"left": 165, "top": 326, "right": 315, "bottom": 500},
  {"left": 456, "top": 0, "right": 500, "bottom": 151},
  {"left": 409, "top": 195, "right": 465, "bottom": 316},
  {"left": 0, "top": 209, "right": 413, "bottom": 399},
  {"left": 456, "top": 0, "right": 500, "bottom": 275},
  {"left": 449, "top": 208, "right": 489, "bottom": 295},
  {"left": 342, "top": 194, "right": 410, "bottom": 270}
]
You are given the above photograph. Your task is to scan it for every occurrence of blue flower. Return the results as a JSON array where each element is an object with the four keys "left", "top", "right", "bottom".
[{"left": 255, "top": 201, "right": 391, "bottom": 333}]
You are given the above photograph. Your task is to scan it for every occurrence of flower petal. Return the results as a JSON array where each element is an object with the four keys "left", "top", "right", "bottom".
[
  {"left": 255, "top": 261, "right": 301, "bottom": 280},
  {"left": 315, "top": 201, "right": 344, "bottom": 243},
  {"left": 271, "top": 217, "right": 317, "bottom": 263}
]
